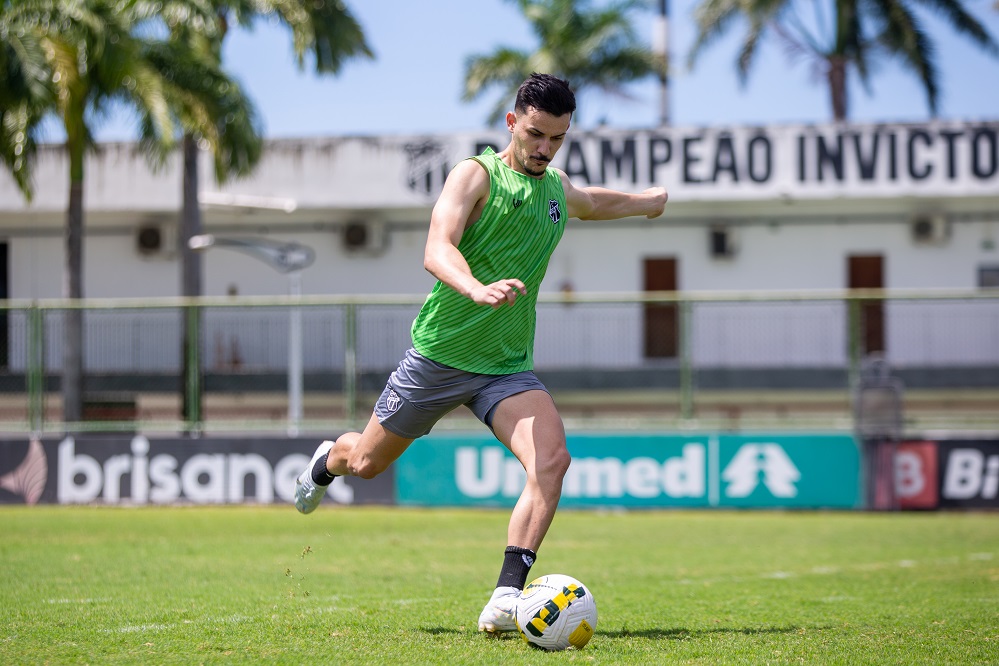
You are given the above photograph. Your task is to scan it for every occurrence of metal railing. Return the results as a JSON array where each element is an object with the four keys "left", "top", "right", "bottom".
[{"left": 1, "top": 288, "right": 997, "bottom": 435}]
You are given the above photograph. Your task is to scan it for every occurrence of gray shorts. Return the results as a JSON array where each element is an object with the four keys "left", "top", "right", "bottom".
[{"left": 374, "top": 348, "right": 549, "bottom": 439}]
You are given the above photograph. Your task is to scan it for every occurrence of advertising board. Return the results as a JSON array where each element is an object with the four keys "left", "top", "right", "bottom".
[
  {"left": 395, "top": 433, "right": 860, "bottom": 509},
  {"left": 7, "top": 434, "right": 991, "bottom": 510},
  {"left": 0, "top": 436, "right": 394, "bottom": 506}
]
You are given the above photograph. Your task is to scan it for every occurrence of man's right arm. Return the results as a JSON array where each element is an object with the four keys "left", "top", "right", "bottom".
[{"left": 424, "top": 160, "right": 527, "bottom": 308}]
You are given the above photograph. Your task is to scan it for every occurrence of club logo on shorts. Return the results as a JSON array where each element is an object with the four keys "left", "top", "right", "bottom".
[
  {"left": 548, "top": 199, "right": 562, "bottom": 224},
  {"left": 385, "top": 389, "right": 402, "bottom": 413}
]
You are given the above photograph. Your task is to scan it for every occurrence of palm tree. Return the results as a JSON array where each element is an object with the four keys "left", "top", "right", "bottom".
[
  {"left": 141, "top": 29, "right": 262, "bottom": 192},
  {"left": 0, "top": 0, "right": 185, "bottom": 425},
  {"left": 173, "top": 0, "right": 373, "bottom": 426},
  {"left": 2, "top": 0, "right": 370, "bottom": 428},
  {"left": 0, "top": 2, "right": 52, "bottom": 201},
  {"left": 463, "top": 0, "right": 667, "bottom": 125},
  {"left": 148, "top": 14, "right": 265, "bottom": 429},
  {"left": 688, "top": 0, "right": 999, "bottom": 121}
]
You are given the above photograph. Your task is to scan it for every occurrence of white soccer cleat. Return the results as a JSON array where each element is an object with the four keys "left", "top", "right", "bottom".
[
  {"left": 477, "top": 586, "right": 520, "bottom": 634},
  {"left": 295, "top": 440, "right": 334, "bottom": 514}
]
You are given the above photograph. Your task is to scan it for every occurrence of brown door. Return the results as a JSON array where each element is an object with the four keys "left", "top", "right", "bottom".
[
  {"left": 644, "top": 258, "right": 678, "bottom": 358},
  {"left": 848, "top": 255, "right": 885, "bottom": 354}
]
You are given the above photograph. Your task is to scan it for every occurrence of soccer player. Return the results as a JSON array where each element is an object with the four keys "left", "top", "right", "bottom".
[{"left": 295, "top": 73, "right": 667, "bottom": 634}]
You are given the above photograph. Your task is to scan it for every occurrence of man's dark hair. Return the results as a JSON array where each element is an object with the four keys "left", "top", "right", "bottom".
[{"left": 514, "top": 73, "right": 576, "bottom": 118}]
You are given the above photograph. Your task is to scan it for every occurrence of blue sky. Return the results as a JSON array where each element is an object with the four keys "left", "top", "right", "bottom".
[{"left": 90, "top": 0, "right": 999, "bottom": 141}]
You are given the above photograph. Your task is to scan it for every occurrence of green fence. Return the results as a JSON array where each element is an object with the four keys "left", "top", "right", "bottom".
[{"left": 1, "top": 289, "right": 997, "bottom": 435}]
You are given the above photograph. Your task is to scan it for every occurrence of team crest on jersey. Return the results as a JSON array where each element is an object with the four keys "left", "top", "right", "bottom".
[{"left": 548, "top": 199, "right": 562, "bottom": 224}]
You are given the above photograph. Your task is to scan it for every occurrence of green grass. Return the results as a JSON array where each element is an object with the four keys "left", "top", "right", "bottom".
[{"left": 1, "top": 506, "right": 996, "bottom": 665}]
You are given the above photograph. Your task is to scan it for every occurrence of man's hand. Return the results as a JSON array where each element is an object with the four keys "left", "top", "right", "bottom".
[
  {"left": 470, "top": 279, "right": 528, "bottom": 308},
  {"left": 644, "top": 187, "right": 668, "bottom": 219}
]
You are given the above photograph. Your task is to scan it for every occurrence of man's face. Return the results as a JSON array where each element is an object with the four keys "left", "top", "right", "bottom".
[{"left": 506, "top": 106, "right": 571, "bottom": 178}]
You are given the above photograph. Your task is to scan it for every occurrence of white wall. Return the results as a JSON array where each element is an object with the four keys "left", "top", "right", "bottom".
[
  {"left": 8, "top": 216, "right": 997, "bottom": 300},
  {"left": 2, "top": 122, "right": 997, "bottom": 372}
]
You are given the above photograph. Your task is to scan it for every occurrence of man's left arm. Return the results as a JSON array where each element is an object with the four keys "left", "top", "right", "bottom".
[{"left": 560, "top": 170, "right": 667, "bottom": 221}]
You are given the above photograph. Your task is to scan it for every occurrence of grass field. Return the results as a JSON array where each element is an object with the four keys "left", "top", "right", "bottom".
[{"left": 1, "top": 506, "right": 997, "bottom": 665}]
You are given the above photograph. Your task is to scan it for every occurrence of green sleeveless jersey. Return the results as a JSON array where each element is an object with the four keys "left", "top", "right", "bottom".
[{"left": 411, "top": 147, "right": 567, "bottom": 374}]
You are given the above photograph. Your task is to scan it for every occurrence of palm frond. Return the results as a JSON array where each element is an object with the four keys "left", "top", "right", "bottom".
[
  {"left": 0, "top": 101, "right": 42, "bottom": 199},
  {"left": 869, "top": 0, "right": 940, "bottom": 114},
  {"left": 263, "top": 0, "right": 374, "bottom": 73},
  {"left": 687, "top": 0, "right": 995, "bottom": 120},
  {"left": 141, "top": 36, "right": 262, "bottom": 181},
  {"left": 689, "top": 0, "right": 748, "bottom": 69},
  {"left": 463, "top": 50, "right": 531, "bottom": 125},
  {"left": 471, "top": 0, "right": 667, "bottom": 124},
  {"left": 915, "top": 0, "right": 999, "bottom": 55}
]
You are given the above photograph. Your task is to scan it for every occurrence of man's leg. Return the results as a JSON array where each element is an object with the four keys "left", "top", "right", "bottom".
[
  {"left": 493, "top": 390, "right": 570, "bottom": 551},
  {"left": 478, "top": 389, "right": 570, "bottom": 632},
  {"left": 327, "top": 412, "right": 415, "bottom": 479},
  {"left": 295, "top": 413, "right": 414, "bottom": 514}
]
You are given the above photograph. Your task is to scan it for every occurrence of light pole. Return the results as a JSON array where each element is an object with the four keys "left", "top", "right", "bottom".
[
  {"left": 189, "top": 234, "right": 316, "bottom": 436},
  {"left": 653, "top": 0, "right": 671, "bottom": 126}
]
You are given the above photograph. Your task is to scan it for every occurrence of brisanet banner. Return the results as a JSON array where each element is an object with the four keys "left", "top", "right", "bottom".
[
  {"left": 395, "top": 433, "right": 860, "bottom": 509},
  {"left": 0, "top": 436, "right": 393, "bottom": 506},
  {"left": 898, "top": 439, "right": 999, "bottom": 509}
]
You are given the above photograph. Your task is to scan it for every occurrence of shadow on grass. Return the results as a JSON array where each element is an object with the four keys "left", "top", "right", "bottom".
[
  {"left": 421, "top": 627, "right": 463, "bottom": 635},
  {"left": 601, "top": 625, "right": 808, "bottom": 641},
  {"left": 421, "top": 625, "right": 810, "bottom": 641},
  {"left": 421, "top": 627, "right": 519, "bottom": 641}
]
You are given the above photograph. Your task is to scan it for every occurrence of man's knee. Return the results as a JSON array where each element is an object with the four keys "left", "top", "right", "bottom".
[
  {"left": 538, "top": 443, "right": 571, "bottom": 482},
  {"left": 333, "top": 433, "right": 385, "bottom": 479},
  {"left": 346, "top": 453, "right": 385, "bottom": 480}
]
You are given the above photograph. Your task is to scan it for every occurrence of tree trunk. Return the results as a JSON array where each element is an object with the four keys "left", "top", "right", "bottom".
[
  {"left": 62, "top": 138, "right": 85, "bottom": 425},
  {"left": 180, "top": 133, "right": 203, "bottom": 430},
  {"left": 827, "top": 57, "right": 848, "bottom": 122}
]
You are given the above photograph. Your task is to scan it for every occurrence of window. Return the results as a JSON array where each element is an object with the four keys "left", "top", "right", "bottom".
[{"left": 979, "top": 265, "right": 999, "bottom": 289}]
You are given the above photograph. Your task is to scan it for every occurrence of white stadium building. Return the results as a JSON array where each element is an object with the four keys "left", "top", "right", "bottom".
[{"left": 0, "top": 120, "right": 997, "bottom": 427}]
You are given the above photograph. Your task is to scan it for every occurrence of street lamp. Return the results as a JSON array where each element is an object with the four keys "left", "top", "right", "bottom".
[
  {"left": 653, "top": 0, "right": 671, "bottom": 126},
  {"left": 189, "top": 234, "right": 316, "bottom": 436}
]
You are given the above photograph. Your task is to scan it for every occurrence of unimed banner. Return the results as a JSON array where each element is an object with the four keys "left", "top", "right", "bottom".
[
  {"left": 395, "top": 433, "right": 861, "bottom": 509},
  {"left": 0, "top": 436, "right": 394, "bottom": 506}
]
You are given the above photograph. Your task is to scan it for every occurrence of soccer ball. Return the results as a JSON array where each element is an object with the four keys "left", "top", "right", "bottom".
[{"left": 515, "top": 574, "right": 597, "bottom": 651}]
